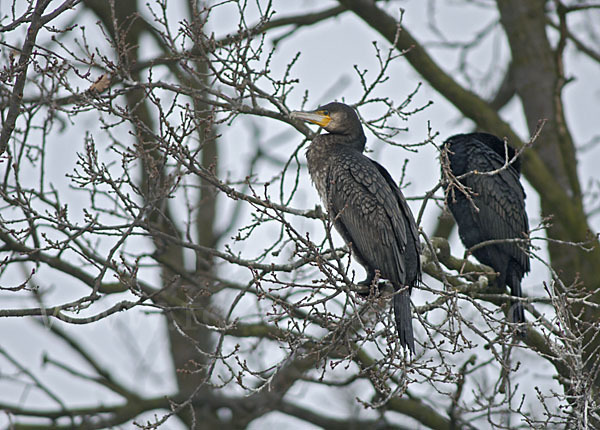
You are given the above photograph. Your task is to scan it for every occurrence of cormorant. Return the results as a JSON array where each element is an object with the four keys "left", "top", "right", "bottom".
[
  {"left": 291, "top": 102, "right": 421, "bottom": 353},
  {"left": 442, "top": 132, "right": 530, "bottom": 328}
]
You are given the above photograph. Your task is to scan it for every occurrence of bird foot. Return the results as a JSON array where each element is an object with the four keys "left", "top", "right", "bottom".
[{"left": 356, "top": 278, "right": 381, "bottom": 298}]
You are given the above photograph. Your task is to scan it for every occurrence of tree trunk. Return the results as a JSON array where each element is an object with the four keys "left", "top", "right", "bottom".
[
  {"left": 84, "top": 0, "right": 220, "bottom": 426},
  {"left": 497, "top": 0, "right": 600, "bottom": 397}
]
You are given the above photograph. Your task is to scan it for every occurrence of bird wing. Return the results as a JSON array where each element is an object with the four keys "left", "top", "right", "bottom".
[
  {"left": 327, "top": 151, "right": 412, "bottom": 284},
  {"left": 461, "top": 145, "right": 530, "bottom": 271},
  {"left": 370, "top": 159, "right": 421, "bottom": 269}
]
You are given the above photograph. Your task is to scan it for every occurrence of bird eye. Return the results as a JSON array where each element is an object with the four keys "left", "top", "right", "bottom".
[{"left": 322, "top": 110, "right": 329, "bottom": 116}]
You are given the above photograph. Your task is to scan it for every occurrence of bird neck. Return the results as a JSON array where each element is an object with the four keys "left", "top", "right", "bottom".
[{"left": 326, "top": 129, "right": 367, "bottom": 152}]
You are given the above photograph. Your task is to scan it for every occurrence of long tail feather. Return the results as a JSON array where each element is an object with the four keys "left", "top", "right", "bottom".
[
  {"left": 506, "top": 267, "right": 526, "bottom": 335},
  {"left": 393, "top": 286, "right": 415, "bottom": 354}
]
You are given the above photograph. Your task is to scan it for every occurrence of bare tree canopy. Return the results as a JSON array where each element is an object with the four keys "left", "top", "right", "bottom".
[{"left": 1, "top": 0, "right": 599, "bottom": 428}]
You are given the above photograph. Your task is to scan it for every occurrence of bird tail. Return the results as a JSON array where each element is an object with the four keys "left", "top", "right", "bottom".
[
  {"left": 506, "top": 267, "right": 526, "bottom": 332},
  {"left": 393, "top": 286, "right": 415, "bottom": 354}
]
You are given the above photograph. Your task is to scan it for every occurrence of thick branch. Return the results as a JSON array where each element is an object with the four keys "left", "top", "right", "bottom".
[{"left": 278, "top": 401, "right": 412, "bottom": 430}]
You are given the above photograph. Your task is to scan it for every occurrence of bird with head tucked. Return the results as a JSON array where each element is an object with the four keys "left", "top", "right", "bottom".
[{"left": 442, "top": 132, "right": 530, "bottom": 333}]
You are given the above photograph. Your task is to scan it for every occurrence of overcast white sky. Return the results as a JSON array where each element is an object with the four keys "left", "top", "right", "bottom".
[{"left": 1, "top": 0, "right": 599, "bottom": 428}]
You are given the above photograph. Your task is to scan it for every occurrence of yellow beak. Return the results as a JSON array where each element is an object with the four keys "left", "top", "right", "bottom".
[{"left": 290, "top": 110, "right": 332, "bottom": 128}]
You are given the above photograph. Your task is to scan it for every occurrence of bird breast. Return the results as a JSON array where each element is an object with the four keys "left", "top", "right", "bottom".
[
  {"left": 306, "top": 143, "right": 332, "bottom": 204},
  {"left": 308, "top": 160, "right": 329, "bottom": 204}
]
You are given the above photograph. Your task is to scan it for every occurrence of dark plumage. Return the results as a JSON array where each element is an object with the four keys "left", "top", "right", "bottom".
[
  {"left": 443, "top": 132, "right": 530, "bottom": 328},
  {"left": 291, "top": 102, "right": 421, "bottom": 353}
]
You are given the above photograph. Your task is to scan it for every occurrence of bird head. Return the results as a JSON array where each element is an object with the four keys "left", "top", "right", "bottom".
[{"left": 290, "top": 102, "right": 361, "bottom": 136}]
